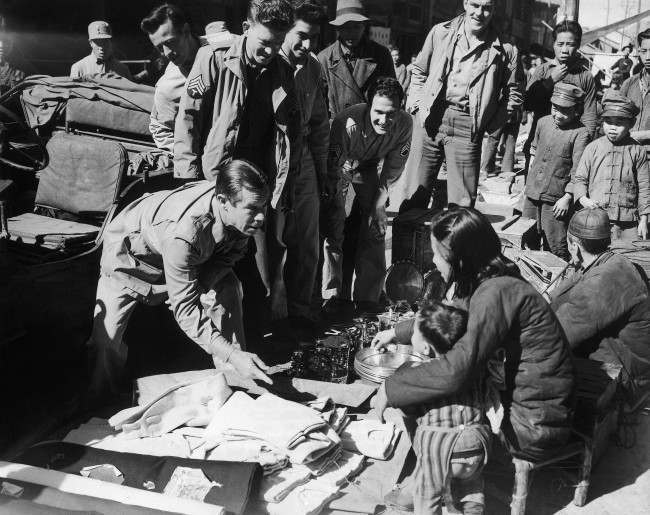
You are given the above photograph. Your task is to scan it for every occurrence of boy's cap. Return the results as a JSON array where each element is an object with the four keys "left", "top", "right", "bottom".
[
  {"left": 551, "top": 83, "right": 584, "bottom": 107},
  {"left": 88, "top": 21, "right": 112, "bottom": 40},
  {"left": 568, "top": 208, "right": 611, "bottom": 240},
  {"left": 601, "top": 91, "right": 640, "bottom": 119}
]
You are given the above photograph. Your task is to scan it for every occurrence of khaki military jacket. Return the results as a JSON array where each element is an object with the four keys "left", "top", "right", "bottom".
[
  {"left": 100, "top": 181, "right": 249, "bottom": 360},
  {"left": 173, "top": 36, "right": 293, "bottom": 208},
  {"left": 328, "top": 103, "right": 413, "bottom": 194}
]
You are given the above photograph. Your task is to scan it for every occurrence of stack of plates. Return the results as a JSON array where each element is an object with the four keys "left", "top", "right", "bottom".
[{"left": 354, "top": 345, "right": 425, "bottom": 383}]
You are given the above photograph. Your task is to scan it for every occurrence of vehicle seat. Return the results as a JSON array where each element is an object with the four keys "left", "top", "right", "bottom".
[{"left": 7, "top": 131, "right": 128, "bottom": 256}]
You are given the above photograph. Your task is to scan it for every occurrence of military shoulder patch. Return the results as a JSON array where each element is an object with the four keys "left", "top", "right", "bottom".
[
  {"left": 399, "top": 142, "right": 411, "bottom": 157},
  {"left": 187, "top": 75, "right": 207, "bottom": 99}
]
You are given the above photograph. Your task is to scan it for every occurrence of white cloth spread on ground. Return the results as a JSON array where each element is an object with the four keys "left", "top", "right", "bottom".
[
  {"left": 339, "top": 420, "right": 401, "bottom": 460},
  {"left": 264, "top": 477, "right": 341, "bottom": 515},
  {"left": 109, "top": 374, "right": 232, "bottom": 438}
]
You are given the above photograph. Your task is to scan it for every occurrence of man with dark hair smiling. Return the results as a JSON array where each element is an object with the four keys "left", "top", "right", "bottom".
[
  {"left": 174, "top": 0, "right": 297, "bottom": 345},
  {"left": 267, "top": 0, "right": 329, "bottom": 338},
  {"left": 140, "top": 3, "right": 201, "bottom": 153},
  {"left": 173, "top": 0, "right": 294, "bottom": 182},
  {"left": 322, "top": 77, "right": 412, "bottom": 316}
]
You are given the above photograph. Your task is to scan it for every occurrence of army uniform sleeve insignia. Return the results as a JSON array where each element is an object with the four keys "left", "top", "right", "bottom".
[
  {"left": 187, "top": 75, "right": 207, "bottom": 99},
  {"left": 400, "top": 142, "right": 411, "bottom": 157}
]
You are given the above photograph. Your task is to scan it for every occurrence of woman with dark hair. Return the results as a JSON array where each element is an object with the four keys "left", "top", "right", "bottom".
[{"left": 371, "top": 207, "right": 575, "bottom": 462}]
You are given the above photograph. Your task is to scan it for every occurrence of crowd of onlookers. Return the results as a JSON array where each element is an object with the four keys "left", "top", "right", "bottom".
[{"left": 1, "top": 2, "right": 649, "bottom": 513}]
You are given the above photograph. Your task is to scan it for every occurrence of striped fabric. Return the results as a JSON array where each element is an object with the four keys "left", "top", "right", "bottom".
[
  {"left": 413, "top": 384, "right": 490, "bottom": 515},
  {"left": 417, "top": 383, "right": 484, "bottom": 429}
]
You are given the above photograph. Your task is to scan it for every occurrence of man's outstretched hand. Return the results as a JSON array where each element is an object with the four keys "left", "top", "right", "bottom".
[{"left": 225, "top": 350, "right": 273, "bottom": 384}]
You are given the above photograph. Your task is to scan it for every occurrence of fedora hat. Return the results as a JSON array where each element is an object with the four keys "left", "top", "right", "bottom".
[{"left": 330, "top": 0, "right": 370, "bottom": 26}]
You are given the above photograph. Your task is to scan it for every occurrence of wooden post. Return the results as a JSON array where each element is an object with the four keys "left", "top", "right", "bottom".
[
  {"left": 559, "top": 0, "right": 580, "bottom": 22},
  {"left": 511, "top": 458, "right": 534, "bottom": 515}
]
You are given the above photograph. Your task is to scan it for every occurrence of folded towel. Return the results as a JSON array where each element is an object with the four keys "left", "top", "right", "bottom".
[
  {"left": 287, "top": 430, "right": 339, "bottom": 465},
  {"left": 302, "top": 446, "right": 342, "bottom": 477},
  {"left": 258, "top": 467, "right": 312, "bottom": 503},
  {"left": 206, "top": 440, "right": 288, "bottom": 475},
  {"left": 316, "top": 451, "right": 365, "bottom": 487},
  {"left": 340, "top": 420, "right": 400, "bottom": 460},
  {"left": 205, "top": 392, "right": 328, "bottom": 453}
]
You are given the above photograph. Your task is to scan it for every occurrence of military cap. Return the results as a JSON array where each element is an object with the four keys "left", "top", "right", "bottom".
[
  {"left": 601, "top": 90, "right": 640, "bottom": 119},
  {"left": 568, "top": 208, "right": 611, "bottom": 240},
  {"left": 551, "top": 83, "right": 585, "bottom": 108},
  {"left": 88, "top": 21, "right": 112, "bottom": 40}
]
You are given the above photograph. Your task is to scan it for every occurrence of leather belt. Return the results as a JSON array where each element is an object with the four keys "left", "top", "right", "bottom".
[{"left": 445, "top": 101, "right": 470, "bottom": 114}]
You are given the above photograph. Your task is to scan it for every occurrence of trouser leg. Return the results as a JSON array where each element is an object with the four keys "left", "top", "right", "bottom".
[
  {"left": 539, "top": 201, "right": 569, "bottom": 261},
  {"left": 522, "top": 196, "right": 543, "bottom": 250},
  {"left": 412, "top": 426, "right": 445, "bottom": 515},
  {"left": 404, "top": 114, "right": 446, "bottom": 210},
  {"left": 87, "top": 273, "right": 139, "bottom": 398},
  {"left": 284, "top": 165, "right": 320, "bottom": 318},
  {"left": 443, "top": 112, "right": 482, "bottom": 207},
  {"left": 234, "top": 239, "right": 269, "bottom": 345},
  {"left": 351, "top": 173, "right": 386, "bottom": 304},
  {"left": 480, "top": 127, "right": 502, "bottom": 174},
  {"left": 501, "top": 123, "right": 518, "bottom": 175},
  {"left": 322, "top": 177, "right": 350, "bottom": 299}
]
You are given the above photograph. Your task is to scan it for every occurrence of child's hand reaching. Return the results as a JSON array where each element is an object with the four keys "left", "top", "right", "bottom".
[{"left": 371, "top": 328, "right": 396, "bottom": 352}]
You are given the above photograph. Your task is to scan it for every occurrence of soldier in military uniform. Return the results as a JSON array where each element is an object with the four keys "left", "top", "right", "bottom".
[
  {"left": 140, "top": 4, "right": 203, "bottom": 153},
  {"left": 271, "top": 0, "right": 330, "bottom": 339},
  {"left": 173, "top": 0, "right": 295, "bottom": 344},
  {"left": 322, "top": 77, "right": 412, "bottom": 315},
  {"left": 70, "top": 21, "right": 133, "bottom": 81},
  {"left": 86, "top": 160, "right": 272, "bottom": 402}
]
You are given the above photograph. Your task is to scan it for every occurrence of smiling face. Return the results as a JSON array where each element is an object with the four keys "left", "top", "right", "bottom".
[
  {"left": 90, "top": 38, "right": 112, "bottom": 60},
  {"left": 602, "top": 116, "right": 633, "bottom": 143},
  {"left": 337, "top": 21, "right": 365, "bottom": 49},
  {"left": 369, "top": 94, "right": 399, "bottom": 135},
  {"left": 553, "top": 31, "right": 579, "bottom": 64},
  {"left": 148, "top": 18, "right": 193, "bottom": 68},
  {"left": 463, "top": 0, "right": 494, "bottom": 34},
  {"left": 244, "top": 21, "right": 287, "bottom": 67},
  {"left": 282, "top": 18, "right": 320, "bottom": 63},
  {"left": 219, "top": 187, "right": 267, "bottom": 236}
]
